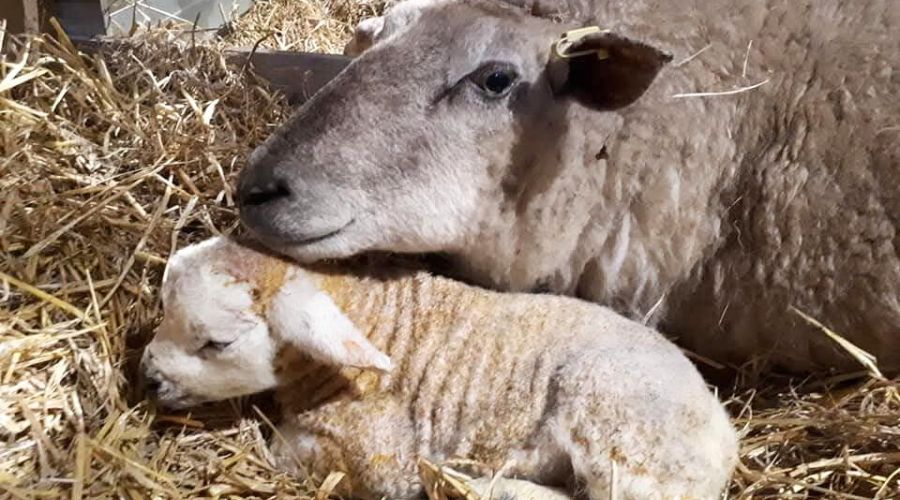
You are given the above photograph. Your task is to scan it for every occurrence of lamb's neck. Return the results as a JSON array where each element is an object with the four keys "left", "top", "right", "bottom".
[
  {"left": 314, "top": 268, "right": 478, "bottom": 356},
  {"left": 311, "top": 269, "right": 427, "bottom": 343},
  {"left": 276, "top": 269, "right": 474, "bottom": 412}
]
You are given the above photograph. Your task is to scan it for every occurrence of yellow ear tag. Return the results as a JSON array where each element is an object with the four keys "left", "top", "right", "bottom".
[{"left": 552, "top": 26, "right": 611, "bottom": 60}]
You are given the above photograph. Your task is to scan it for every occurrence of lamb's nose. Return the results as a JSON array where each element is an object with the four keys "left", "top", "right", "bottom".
[
  {"left": 140, "top": 350, "right": 162, "bottom": 397},
  {"left": 145, "top": 375, "right": 161, "bottom": 397}
]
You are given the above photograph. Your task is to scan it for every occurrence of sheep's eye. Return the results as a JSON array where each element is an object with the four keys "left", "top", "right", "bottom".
[
  {"left": 200, "top": 340, "right": 233, "bottom": 353},
  {"left": 471, "top": 64, "right": 518, "bottom": 97}
]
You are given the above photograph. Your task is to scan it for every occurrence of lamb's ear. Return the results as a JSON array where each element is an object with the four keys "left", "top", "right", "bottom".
[
  {"left": 548, "top": 28, "right": 672, "bottom": 110},
  {"left": 269, "top": 285, "right": 392, "bottom": 371}
]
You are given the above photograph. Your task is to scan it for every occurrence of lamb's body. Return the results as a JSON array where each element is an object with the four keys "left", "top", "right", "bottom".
[
  {"left": 141, "top": 237, "right": 737, "bottom": 499},
  {"left": 273, "top": 268, "right": 736, "bottom": 498}
]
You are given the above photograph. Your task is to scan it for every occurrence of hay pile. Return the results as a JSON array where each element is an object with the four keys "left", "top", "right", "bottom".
[
  {"left": 224, "top": 0, "right": 385, "bottom": 53},
  {"left": 0, "top": 1, "right": 898, "bottom": 498}
]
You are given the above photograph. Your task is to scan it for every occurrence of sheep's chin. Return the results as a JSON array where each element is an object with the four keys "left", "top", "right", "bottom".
[
  {"left": 156, "top": 395, "right": 211, "bottom": 410},
  {"left": 154, "top": 382, "right": 213, "bottom": 410}
]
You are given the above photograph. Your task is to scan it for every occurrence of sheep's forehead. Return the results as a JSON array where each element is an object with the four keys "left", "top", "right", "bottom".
[
  {"left": 164, "top": 238, "right": 294, "bottom": 323},
  {"left": 213, "top": 257, "right": 291, "bottom": 316},
  {"left": 166, "top": 266, "right": 256, "bottom": 330},
  {"left": 379, "top": 0, "right": 554, "bottom": 78}
]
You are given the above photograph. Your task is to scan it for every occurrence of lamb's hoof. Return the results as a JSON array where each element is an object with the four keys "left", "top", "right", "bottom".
[
  {"left": 466, "top": 477, "right": 571, "bottom": 500},
  {"left": 418, "top": 458, "right": 571, "bottom": 500}
]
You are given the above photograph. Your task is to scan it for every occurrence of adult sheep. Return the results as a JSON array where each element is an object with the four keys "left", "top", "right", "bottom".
[{"left": 236, "top": 0, "right": 900, "bottom": 373}]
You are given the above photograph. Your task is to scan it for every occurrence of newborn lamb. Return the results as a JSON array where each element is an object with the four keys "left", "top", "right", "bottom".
[{"left": 141, "top": 236, "right": 738, "bottom": 499}]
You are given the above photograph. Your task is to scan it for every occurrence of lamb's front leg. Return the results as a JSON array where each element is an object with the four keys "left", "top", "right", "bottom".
[{"left": 271, "top": 396, "right": 421, "bottom": 499}]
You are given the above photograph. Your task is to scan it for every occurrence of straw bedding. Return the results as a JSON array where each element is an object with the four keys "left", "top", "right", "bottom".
[{"left": 0, "top": 0, "right": 898, "bottom": 497}]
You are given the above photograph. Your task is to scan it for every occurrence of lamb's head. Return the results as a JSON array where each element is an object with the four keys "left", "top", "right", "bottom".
[
  {"left": 236, "top": 0, "right": 670, "bottom": 263},
  {"left": 141, "top": 237, "right": 391, "bottom": 409}
]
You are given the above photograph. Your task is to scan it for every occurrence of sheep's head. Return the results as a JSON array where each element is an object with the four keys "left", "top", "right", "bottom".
[
  {"left": 141, "top": 237, "right": 391, "bottom": 409},
  {"left": 237, "top": 0, "right": 671, "bottom": 264}
]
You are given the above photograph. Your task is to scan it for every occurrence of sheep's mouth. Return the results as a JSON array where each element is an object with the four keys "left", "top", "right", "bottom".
[
  {"left": 157, "top": 394, "right": 208, "bottom": 410},
  {"left": 282, "top": 219, "right": 356, "bottom": 247},
  {"left": 153, "top": 383, "right": 208, "bottom": 410}
]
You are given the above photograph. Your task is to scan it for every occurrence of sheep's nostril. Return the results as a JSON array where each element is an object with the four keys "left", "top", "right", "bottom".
[{"left": 239, "top": 181, "right": 292, "bottom": 207}]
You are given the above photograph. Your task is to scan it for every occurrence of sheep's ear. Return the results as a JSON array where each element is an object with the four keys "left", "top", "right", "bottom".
[
  {"left": 343, "top": 16, "right": 385, "bottom": 56},
  {"left": 269, "top": 287, "right": 392, "bottom": 371},
  {"left": 548, "top": 28, "right": 671, "bottom": 110}
]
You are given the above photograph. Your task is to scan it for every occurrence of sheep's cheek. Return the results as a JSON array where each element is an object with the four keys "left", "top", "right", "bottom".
[{"left": 151, "top": 348, "right": 206, "bottom": 387}]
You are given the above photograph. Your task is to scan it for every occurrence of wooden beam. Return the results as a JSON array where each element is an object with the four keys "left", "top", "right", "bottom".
[
  {"left": 69, "top": 38, "right": 352, "bottom": 106},
  {"left": 53, "top": 0, "right": 105, "bottom": 39},
  {"left": 1, "top": 0, "right": 47, "bottom": 34},
  {"left": 223, "top": 48, "right": 352, "bottom": 105}
]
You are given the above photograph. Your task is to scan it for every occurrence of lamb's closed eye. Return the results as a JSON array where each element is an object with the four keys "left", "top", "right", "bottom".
[
  {"left": 195, "top": 321, "right": 256, "bottom": 356},
  {"left": 195, "top": 313, "right": 262, "bottom": 358},
  {"left": 199, "top": 339, "right": 233, "bottom": 353}
]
